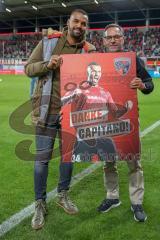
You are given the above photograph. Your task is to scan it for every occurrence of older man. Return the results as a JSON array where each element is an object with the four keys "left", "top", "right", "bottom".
[{"left": 97, "top": 23, "right": 154, "bottom": 222}]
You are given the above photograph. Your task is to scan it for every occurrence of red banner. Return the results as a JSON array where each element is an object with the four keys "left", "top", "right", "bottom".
[{"left": 60, "top": 52, "right": 140, "bottom": 162}]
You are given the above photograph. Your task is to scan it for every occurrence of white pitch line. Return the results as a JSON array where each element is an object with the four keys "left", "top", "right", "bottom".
[
  {"left": 140, "top": 120, "right": 160, "bottom": 138},
  {"left": 0, "top": 163, "right": 101, "bottom": 237},
  {"left": 0, "top": 120, "right": 160, "bottom": 237}
]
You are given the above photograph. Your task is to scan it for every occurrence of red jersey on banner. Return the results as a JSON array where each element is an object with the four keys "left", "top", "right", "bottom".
[{"left": 60, "top": 52, "right": 139, "bottom": 162}]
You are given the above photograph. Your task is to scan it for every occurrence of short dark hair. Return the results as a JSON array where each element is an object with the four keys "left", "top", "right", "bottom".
[
  {"left": 70, "top": 9, "right": 89, "bottom": 18},
  {"left": 104, "top": 23, "right": 124, "bottom": 35},
  {"left": 87, "top": 62, "right": 100, "bottom": 68}
]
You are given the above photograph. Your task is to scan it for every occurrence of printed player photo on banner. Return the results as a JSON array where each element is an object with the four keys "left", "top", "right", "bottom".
[{"left": 60, "top": 52, "right": 139, "bottom": 163}]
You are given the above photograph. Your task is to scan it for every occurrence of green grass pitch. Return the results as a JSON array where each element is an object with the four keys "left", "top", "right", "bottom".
[{"left": 0, "top": 75, "right": 160, "bottom": 239}]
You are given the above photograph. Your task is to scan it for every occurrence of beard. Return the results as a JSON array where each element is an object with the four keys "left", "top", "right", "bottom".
[{"left": 69, "top": 26, "right": 85, "bottom": 41}]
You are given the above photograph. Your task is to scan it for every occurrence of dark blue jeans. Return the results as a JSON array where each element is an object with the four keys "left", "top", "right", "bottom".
[{"left": 34, "top": 114, "right": 73, "bottom": 200}]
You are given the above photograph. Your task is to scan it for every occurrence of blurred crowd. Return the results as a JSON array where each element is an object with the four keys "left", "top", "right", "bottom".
[
  {"left": 124, "top": 28, "right": 160, "bottom": 57},
  {"left": 87, "top": 27, "right": 160, "bottom": 57},
  {"left": 0, "top": 34, "right": 41, "bottom": 60},
  {"left": 0, "top": 27, "right": 160, "bottom": 60}
]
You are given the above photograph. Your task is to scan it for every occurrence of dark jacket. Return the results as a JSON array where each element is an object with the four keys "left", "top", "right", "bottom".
[{"left": 136, "top": 56, "right": 154, "bottom": 94}]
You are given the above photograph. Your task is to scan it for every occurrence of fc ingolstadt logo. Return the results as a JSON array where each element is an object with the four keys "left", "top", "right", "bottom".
[{"left": 114, "top": 57, "right": 131, "bottom": 75}]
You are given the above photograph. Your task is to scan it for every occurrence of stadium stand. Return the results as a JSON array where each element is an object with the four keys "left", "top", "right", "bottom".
[
  {"left": 87, "top": 27, "right": 160, "bottom": 57},
  {"left": 0, "top": 27, "right": 160, "bottom": 60},
  {"left": 0, "top": 26, "right": 160, "bottom": 77}
]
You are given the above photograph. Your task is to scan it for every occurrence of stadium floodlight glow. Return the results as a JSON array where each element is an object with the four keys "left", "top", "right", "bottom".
[
  {"left": 61, "top": 2, "right": 67, "bottom": 8},
  {"left": 32, "top": 5, "right": 38, "bottom": 10},
  {"left": 24, "top": 0, "right": 28, "bottom": 4},
  {"left": 6, "top": 8, "right": 11, "bottom": 12},
  {"left": 94, "top": 0, "right": 99, "bottom": 4}
]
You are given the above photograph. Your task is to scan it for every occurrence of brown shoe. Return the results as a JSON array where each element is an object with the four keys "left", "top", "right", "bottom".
[
  {"left": 56, "top": 190, "right": 79, "bottom": 215},
  {"left": 31, "top": 199, "right": 47, "bottom": 230}
]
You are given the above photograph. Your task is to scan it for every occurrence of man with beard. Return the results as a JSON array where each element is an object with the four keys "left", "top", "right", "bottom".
[
  {"left": 97, "top": 23, "right": 154, "bottom": 222},
  {"left": 25, "top": 9, "right": 95, "bottom": 230}
]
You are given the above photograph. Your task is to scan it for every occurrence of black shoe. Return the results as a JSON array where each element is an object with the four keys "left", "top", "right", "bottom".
[
  {"left": 97, "top": 199, "right": 121, "bottom": 213},
  {"left": 131, "top": 204, "right": 147, "bottom": 222}
]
